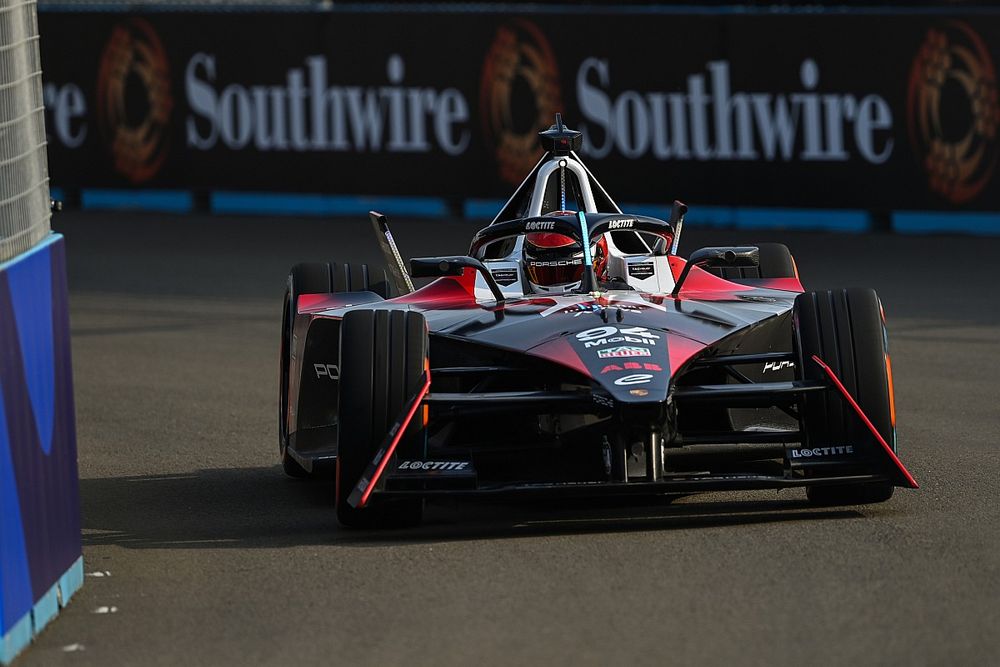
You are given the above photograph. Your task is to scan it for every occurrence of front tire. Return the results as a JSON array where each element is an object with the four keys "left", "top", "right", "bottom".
[
  {"left": 794, "top": 288, "right": 895, "bottom": 505},
  {"left": 335, "top": 309, "right": 426, "bottom": 528}
]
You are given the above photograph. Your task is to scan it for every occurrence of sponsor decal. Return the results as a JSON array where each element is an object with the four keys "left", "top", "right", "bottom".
[
  {"left": 491, "top": 267, "right": 519, "bottom": 286},
  {"left": 629, "top": 389, "right": 649, "bottom": 397},
  {"left": 789, "top": 445, "right": 854, "bottom": 458},
  {"left": 606, "top": 218, "right": 635, "bottom": 229},
  {"left": 576, "top": 326, "right": 660, "bottom": 349},
  {"left": 97, "top": 19, "right": 173, "bottom": 183},
  {"left": 480, "top": 19, "right": 563, "bottom": 185},
  {"left": 43, "top": 82, "right": 88, "bottom": 150},
  {"left": 525, "top": 220, "right": 557, "bottom": 231},
  {"left": 542, "top": 302, "right": 643, "bottom": 318},
  {"left": 597, "top": 346, "right": 650, "bottom": 359},
  {"left": 186, "top": 53, "right": 469, "bottom": 155},
  {"left": 627, "top": 262, "right": 655, "bottom": 279},
  {"left": 907, "top": 21, "right": 999, "bottom": 203},
  {"left": 593, "top": 394, "right": 614, "bottom": 408},
  {"left": 763, "top": 360, "right": 796, "bottom": 372},
  {"left": 529, "top": 258, "right": 576, "bottom": 267},
  {"left": 314, "top": 363, "right": 340, "bottom": 379},
  {"left": 577, "top": 57, "right": 893, "bottom": 164},
  {"left": 614, "top": 373, "right": 652, "bottom": 386},
  {"left": 601, "top": 362, "right": 662, "bottom": 373},
  {"left": 585, "top": 335, "right": 657, "bottom": 349},
  {"left": 397, "top": 460, "right": 471, "bottom": 471}
]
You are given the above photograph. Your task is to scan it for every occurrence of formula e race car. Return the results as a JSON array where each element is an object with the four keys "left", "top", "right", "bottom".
[{"left": 277, "top": 116, "right": 917, "bottom": 528}]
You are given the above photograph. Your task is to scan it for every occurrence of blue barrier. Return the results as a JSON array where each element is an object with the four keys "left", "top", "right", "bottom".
[
  {"left": 0, "top": 234, "right": 82, "bottom": 666},
  {"left": 210, "top": 191, "right": 448, "bottom": 218},
  {"left": 56, "top": 187, "right": 1000, "bottom": 236},
  {"left": 892, "top": 211, "right": 1000, "bottom": 235}
]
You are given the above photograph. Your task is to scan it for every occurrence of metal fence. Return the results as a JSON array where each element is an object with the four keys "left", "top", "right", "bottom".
[{"left": 0, "top": 0, "right": 49, "bottom": 264}]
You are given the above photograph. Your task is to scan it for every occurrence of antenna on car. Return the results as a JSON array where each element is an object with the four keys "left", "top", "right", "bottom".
[
  {"left": 668, "top": 200, "right": 688, "bottom": 255},
  {"left": 538, "top": 113, "right": 582, "bottom": 156},
  {"left": 369, "top": 211, "right": 414, "bottom": 294}
]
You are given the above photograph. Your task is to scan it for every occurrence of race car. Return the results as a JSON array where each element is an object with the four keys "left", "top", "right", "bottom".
[{"left": 277, "top": 115, "right": 917, "bottom": 528}]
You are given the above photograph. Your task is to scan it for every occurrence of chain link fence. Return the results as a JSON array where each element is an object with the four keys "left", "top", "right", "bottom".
[{"left": 0, "top": 0, "right": 50, "bottom": 264}]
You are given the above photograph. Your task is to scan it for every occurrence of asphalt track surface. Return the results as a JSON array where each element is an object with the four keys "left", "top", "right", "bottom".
[{"left": 18, "top": 211, "right": 1000, "bottom": 665}]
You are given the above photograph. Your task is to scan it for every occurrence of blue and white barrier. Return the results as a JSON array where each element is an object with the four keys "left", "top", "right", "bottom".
[{"left": 0, "top": 235, "right": 82, "bottom": 665}]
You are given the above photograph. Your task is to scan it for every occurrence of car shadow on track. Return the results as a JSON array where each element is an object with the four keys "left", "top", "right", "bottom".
[{"left": 79, "top": 466, "right": 866, "bottom": 549}]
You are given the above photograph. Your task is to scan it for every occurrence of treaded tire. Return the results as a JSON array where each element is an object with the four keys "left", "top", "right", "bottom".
[
  {"left": 794, "top": 288, "right": 895, "bottom": 505},
  {"left": 714, "top": 243, "right": 796, "bottom": 280},
  {"left": 335, "top": 309, "right": 426, "bottom": 528},
  {"left": 278, "top": 263, "right": 396, "bottom": 479},
  {"left": 325, "top": 262, "right": 395, "bottom": 299}
]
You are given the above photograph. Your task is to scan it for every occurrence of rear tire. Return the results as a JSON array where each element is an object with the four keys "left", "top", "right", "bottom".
[
  {"left": 278, "top": 264, "right": 331, "bottom": 478},
  {"left": 794, "top": 288, "right": 895, "bottom": 505},
  {"left": 335, "top": 309, "right": 427, "bottom": 528},
  {"left": 278, "top": 262, "right": 393, "bottom": 478}
]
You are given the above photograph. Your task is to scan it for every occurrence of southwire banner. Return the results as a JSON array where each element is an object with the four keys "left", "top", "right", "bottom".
[{"left": 38, "top": 10, "right": 1000, "bottom": 210}]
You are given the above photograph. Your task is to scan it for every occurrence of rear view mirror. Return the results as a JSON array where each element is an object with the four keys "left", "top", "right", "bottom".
[
  {"left": 687, "top": 246, "right": 759, "bottom": 269},
  {"left": 671, "top": 246, "right": 759, "bottom": 297},
  {"left": 409, "top": 256, "right": 505, "bottom": 302}
]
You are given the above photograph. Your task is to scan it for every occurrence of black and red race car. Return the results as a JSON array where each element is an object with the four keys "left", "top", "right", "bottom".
[{"left": 278, "top": 117, "right": 917, "bottom": 528}]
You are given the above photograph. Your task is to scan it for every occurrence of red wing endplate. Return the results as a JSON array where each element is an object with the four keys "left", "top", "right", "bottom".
[
  {"left": 811, "top": 355, "right": 918, "bottom": 489},
  {"left": 347, "top": 371, "right": 432, "bottom": 509}
]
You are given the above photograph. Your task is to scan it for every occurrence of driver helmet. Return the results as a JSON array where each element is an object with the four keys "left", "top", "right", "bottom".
[
  {"left": 523, "top": 211, "right": 610, "bottom": 293},
  {"left": 523, "top": 231, "right": 584, "bottom": 294}
]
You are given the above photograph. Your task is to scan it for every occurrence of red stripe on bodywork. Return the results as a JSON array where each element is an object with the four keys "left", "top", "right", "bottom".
[
  {"left": 811, "top": 355, "right": 918, "bottom": 489},
  {"left": 751, "top": 277, "right": 805, "bottom": 293},
  {"left": 530, "top": 336, "right": 591, "bottom": 377},
  {"left": 668, "top": 334, "right": 707, "bottom": 375},
  {"left": 667, "top": 255, "right": 686, "bottom": 282},
  {"left": 297, "top": 292, "right": 341, "bottom": 313},
  {"left": 356, "top": 372, "right": 433, "bottom": 508},
  {"left": 680, "top": 267, "right": 754, "bottom": 295},
  {"left": 667, "top": 257, "right": 804, "bottom": 294},
  {"left": 392, "top": 268, "right": 480, "bottom": 307}
]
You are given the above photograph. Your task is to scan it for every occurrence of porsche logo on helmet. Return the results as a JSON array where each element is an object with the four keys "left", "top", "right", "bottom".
[
  {"left": 97, "top": 18, "right": 173, "bottom": 183},
  {"left": 907, "top": 21, "right": 1000, "bottom": 204},
  {"left": 480, "top": 20, "right": 563, "bottom": 185}
]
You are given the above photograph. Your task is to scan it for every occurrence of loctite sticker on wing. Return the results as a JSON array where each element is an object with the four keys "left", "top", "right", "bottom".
[{"left": 390, "top": 460, "right": 477, "bottom": 477}]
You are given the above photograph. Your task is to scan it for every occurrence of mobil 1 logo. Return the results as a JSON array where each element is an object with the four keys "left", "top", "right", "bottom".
[{"left": 575, "top": 325, "right": 660, "bottom": 349}]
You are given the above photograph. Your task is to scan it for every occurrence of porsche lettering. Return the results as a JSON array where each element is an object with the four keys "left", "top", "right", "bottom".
[{"left": 314, "top": 363, "right": 340, "bottom": 379}]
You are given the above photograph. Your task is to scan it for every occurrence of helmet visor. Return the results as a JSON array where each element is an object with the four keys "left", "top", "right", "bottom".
[{"left": 525, "top": 258, "right": 584, "bottom": 287}]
